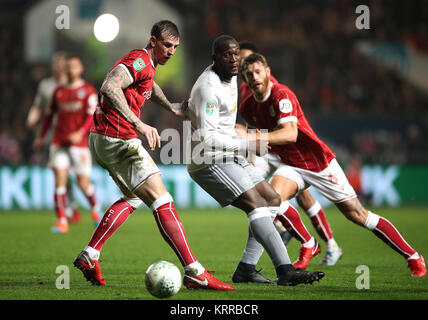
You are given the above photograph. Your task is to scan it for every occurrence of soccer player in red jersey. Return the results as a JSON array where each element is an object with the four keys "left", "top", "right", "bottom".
[
  {"left": 72, "top": 21, "right": 234, "bottom": 289},
  {"left": 238, "top": 52, "right": 426, "bottom": 277},
  {"left": 28, "top": 52, "right": 82, "bottom": 224},
  {"left": 237, "top": 42, "right": 342, "bottom": 269},
  {"left": 33, "top": 54, "right": 101, "bottom": 233}
]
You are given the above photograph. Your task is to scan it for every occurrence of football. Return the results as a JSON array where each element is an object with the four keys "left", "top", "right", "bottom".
[{"left": 145, "top": 260, "right": 182, "bottom": 298}]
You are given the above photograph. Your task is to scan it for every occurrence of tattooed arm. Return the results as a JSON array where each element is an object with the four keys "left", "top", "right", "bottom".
[
  {"left": 151, "top": 81, "right": 187, "bottom": 118},
  {"left": 100, "top": 65, "right": 161, "bottom": 150}
]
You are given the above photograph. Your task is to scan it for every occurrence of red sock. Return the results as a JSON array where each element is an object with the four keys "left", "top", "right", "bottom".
[
  {"left": 88, "top": 198, "right": 138, "bottom": 251},
  {"left": 85, "top": 185, "right": 99, "bottom": 211},
  {"left": 369, "top": 213, "right": 416, "bottom": 259},
  {"left": 54, "top": 187, "right": 67, "bottom": 220},
  {"left": 307, "top": 204, "right": 333, "bottom": 242},
  {"left": 277, "top": 201, "right": 312, "bottom": 244},
  {"left": 151, "top": 193, "right": 197, "bottom": 267}
]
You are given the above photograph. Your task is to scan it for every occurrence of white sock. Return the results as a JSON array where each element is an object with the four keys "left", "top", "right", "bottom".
[
  {"left": 58, "top": 217, "right": 68, "bottom": 224},
  {"left": 84, "top": 246, "right": 100, "bottom": 261},
  {"left": 306, "top": 201, "right": 322, "bottom": 218},
  {"left": 302, "top": 236, "right": 315, "bottom": 248},
  {"left": 327, "top": 238, "right": 339, "bottom": 250},
  {"left": 407, "top": 252, "right": 420, "bottom": 260},
  {"left": 184, "top": 261, "right": 205, "bottom": 276}
]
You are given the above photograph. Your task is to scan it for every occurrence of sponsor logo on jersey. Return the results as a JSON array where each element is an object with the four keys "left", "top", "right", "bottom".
[
  {"left": 279, "top": 99, "right": 292, "bottom": 113},
  {"left": 142, "top": 90, "right": 152, "bottom": 100},
  {"left": 59, "top": 101, "right": 83, "bottom": 112},
  {"left": 133, "top": 57, "right": 146, "bottom": 71},
  {"left": 206, "top": 102, "right": 215, "bottom": 115}
]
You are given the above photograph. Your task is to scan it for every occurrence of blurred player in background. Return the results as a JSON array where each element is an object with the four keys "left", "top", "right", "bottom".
[
  {"left": 186, "top": 35, "right": 324, "bottom": 286},
  {"left": 239, "top": 52, "right": 426, "bottom": 277},
  {"left": 27, "top": 52, "right": 81, "bottom": 224},
  {"left": 237, "top": 41, "right": 342, "bottom": 267},
  {"left": 73, "top": 20, "right": 234, "bottom": 290},
  {"left": 33, "top": 54, "right": 101, "bottom": 233}
]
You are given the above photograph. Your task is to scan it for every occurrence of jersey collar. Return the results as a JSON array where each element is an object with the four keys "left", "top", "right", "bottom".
[
  {"left": 142, "top": 48, "right": 155, "bottom": 68},
  {"left": 65, "top": 79, "right": 85, "bottom": 89}
]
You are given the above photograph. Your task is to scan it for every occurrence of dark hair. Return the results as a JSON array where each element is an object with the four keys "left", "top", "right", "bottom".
[
  {"left": 240, "top": 52, "right": 268, "bottom": 74},
  {"left": 211, "top": 34, "right": 238, "bottom": 55},
  {"left": 151, "top": 20, "right": 179, "bottom": 39},
  {"left": 238, "top": 41, "right": 259, "bottom": 53}
]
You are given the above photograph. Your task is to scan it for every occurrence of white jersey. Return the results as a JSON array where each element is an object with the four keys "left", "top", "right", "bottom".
[
  {"left": 33, "top": 77, "right": 59, "bottom": 109},
  {"left": 186, "top": 65, "right": 246, "bottom": 171}
]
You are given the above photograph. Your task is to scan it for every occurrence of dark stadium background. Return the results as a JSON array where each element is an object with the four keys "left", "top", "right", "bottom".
[
  {"left": 0, "top": 0, "right": 427, "bottom": 210},
  {"left": 0, "top": 0, "right": 428, "bottom": 306}
]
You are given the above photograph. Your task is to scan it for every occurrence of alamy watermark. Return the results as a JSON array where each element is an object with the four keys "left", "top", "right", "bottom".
[
  {"left": 355, "top": 265, "right": 370, "bottom": 289},
  {"left": 55, "top": 5, "right": 70, "bottom": 30},
  {"left": 55, "top": 265, "right": 70, "bottom": 289},
  {"left": 355, "top": 5, "right": 370, "bottom": 30},
  {"left": 155, "top": 120, "right": 268, "bottom": 166}
]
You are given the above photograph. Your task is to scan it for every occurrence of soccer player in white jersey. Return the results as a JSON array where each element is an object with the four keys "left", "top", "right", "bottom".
[
  {"left": 27, "top": 52, "right": 82, "bottom": 224},
  {"left": 185, "top": 34, "right": 324, "bottom": 286}
]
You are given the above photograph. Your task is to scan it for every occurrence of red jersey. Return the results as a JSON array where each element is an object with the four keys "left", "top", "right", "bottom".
[
  {"left": 239, "top": 82, "right": 336, "bottom": 172},
  {"left": 49, "top": 80, "right": 97, "bottom": 147},
  {"left": 92, "top": 48, "right": 156, "bottom": 139}
]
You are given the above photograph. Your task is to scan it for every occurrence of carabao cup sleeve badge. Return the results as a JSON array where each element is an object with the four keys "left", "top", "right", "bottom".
[
  {"left": 133, "top": 57, "right": 146, "bottom": 71},
  {"left": 206, "top": 102, "right": 215, "bottom": 115}
]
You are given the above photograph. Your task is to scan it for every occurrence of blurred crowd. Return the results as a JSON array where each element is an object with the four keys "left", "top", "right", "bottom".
[{"left": 0, "top": 0, "right": 427, "bottom": 166}]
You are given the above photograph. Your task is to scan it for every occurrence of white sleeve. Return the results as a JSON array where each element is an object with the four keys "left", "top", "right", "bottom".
[
  {"left": 33, "top": 81, "right": 44, "bottom": 106},
  {"left": 192, "top": 85, "right": 247, "bottom": 152},
  {"left": 86, "top": 93, "right": 98, "bottom": 114}
]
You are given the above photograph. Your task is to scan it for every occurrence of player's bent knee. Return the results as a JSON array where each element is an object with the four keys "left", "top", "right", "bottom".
[
  {"left": 235, "top": 189, "right": 268, "bottom": 213},
  {"left": 266, "top": 192, "right": 281, "bottom": 208}
]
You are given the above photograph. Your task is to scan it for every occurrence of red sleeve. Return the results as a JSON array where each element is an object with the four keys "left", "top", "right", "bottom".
[
  {"left": 117, "top": 50, "right": 152, "bottom": 84},
  {"left": 275, "top": 89, "right": 299, "bottom": 126},
  {"left": 39, "top": 114, "right": 53, "bottom": 139},
  {"left": 79, "top": 114, "right": 93, "bottom": 134},
  {"left": 80, "top": 85, "right": 97, "bottom": 134},
  {"left": 39, "top": 88, "right": 59, "bottom": 138}
]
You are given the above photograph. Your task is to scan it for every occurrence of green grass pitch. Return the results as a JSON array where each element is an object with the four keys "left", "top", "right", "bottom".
[{"left": 0, "top": 206, "right": 427, "bottom": 300}]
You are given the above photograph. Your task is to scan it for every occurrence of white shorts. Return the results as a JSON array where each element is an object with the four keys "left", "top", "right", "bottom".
[
  {"left": 188, "top": 156, "right": 264, "bottom": 207},
  {"left": 48, "top": 145, "right": 92, "bottom": 176},
  {"left": 89, "top": 132, "right": 160, "bottom": 192},
  {"left": 253, "top": 153, "right": 281, "bottom": 179},
  {"left": 271, "top": 158, "right": 356, "bottom": 203}
]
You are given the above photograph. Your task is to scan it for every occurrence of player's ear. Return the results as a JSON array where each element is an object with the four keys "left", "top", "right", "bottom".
[
  {"left": 149, "top": 36, "right": 157, "bottom": 48},
  {"left": 266, "top": 66, "right": 271, "bottom": 78}
]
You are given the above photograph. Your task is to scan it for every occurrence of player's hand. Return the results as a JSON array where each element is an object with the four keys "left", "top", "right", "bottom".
[
  {"left": 33, "top": 137, "right": 44, "bottom": 150},
  {"left": 234, "top": 123, "right": 247, "bottom": 139},
  {"left": 247, "top": 132, "right": 268, "bottom": 156},
  {"left": 26, "top": 105, "right": 41, "bottom": 130},
  {"left": 136, "top": 122, "right": 161, "bottom": 150},
  {"left": 170, "top": 100, "right": 188, "bottom": 119},
  {"left": 68, "top": 130, "right": 84, "bottom": 144}
]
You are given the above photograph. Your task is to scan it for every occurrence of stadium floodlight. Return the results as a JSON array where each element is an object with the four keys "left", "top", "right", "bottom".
[{"left": 93, "top": 13, "right": 120, "bottom": 43}]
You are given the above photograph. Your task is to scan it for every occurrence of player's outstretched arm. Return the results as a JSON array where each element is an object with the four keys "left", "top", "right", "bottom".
[
  {"left": 26, "top": 105, "right": 42, "bottom": 129},
  {"left": 151, "top": 81, "right": 186, "bottom": 118},
  {"left": 267, "top": 122, "right": 298, "bottom": 145},
  {"left": 100, "top": 66, "right": 160, "bottom": 150}
]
